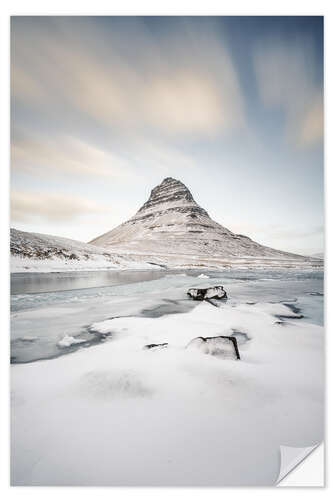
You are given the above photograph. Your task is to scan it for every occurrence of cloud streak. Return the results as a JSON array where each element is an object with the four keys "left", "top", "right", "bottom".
[
  {"left": 11, "top": 190, "right": 112, "bottom": 222},
  {"left": 11, "top": 130, "right": 197, "bottom": 184},
  {"left": 11, "top": 133, "right": 136, "bottom": 180},
  {"left": 11, "top": 17, "right": 245, "bottom": 137},
  {"left": 253, "top": 36, "right": 323, "bottom": 147}
]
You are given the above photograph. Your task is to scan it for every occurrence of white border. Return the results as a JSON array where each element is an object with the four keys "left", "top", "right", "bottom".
[
  {"left": 1, "top": 1, "right": 331, "bottom": 498},
  {"left": 1, "top": 0, "right": 331, "bottom": 15}
]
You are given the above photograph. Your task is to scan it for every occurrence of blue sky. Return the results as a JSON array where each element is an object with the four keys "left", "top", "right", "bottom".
[{"left": 11, "top": 16, "right": 323, "bottom": 255}]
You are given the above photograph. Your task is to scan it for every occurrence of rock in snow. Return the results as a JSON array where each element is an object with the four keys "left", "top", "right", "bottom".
[
  {"left": 186, "top": 335, "right": 241, "bottom": 360},
  {"left": 187, "top": 286, "right": 227, "bottom": 300},
  {"left": 143, "top": 336, "right": 240, "bottom": 360},
  {"left": 143, "top": 343, "right": 169, "bottom": 350},
  {"left": 57, "top": 335, "right": 87, "bottom": 348}
]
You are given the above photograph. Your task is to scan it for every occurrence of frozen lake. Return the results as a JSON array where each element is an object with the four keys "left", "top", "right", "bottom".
[
  {"left": 10, "top": 269, "right": 173, "bottom": 294},
  {"left": 11, "top": 268, "right": 324, "bottom": 363}
]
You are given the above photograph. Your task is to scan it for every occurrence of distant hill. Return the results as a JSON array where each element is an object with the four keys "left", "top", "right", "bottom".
[
  {"left": 311, "top": 252, "right": 324, "bottom": 259},
  {"left": 10, "top": 228, "right": 151, "bottom": 272}
]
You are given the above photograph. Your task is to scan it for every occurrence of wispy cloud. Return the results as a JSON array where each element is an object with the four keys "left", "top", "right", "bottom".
[
  {"left": 11, "top": 190, "right": 112, "bottom": 222},
  {"left": 11, "top": 132, "right": 137, "bottom": 180},
  {"left": 253, "top": 37, "right": 323, "bottom": 147},
  {"left": 11, "top": 17, "right": 246, "bottom": 137},
  {"left": 11, "top": 130, "right": 197, "bottom": 183},
  {"left": 298, "top": 95, "right": 323, "bottom": 147}
]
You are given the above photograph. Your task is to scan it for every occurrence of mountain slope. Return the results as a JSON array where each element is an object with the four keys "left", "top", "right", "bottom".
[
  {"left": 90, "top": 177, "right": 305, "bottom": 260},
  {"left": 10, "top": 228, "right": 156, "bottom": 272}
]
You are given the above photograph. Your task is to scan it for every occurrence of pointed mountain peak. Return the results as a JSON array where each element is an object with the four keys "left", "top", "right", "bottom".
[
  {"left": 137, "top": 177, "right": 198, "bottom": 215},
  {"left": 161, "top": 176, "right": 179, "bottom": 183},
  {"left": 159, "top": 177, "right": 185, "bottom": 187}
]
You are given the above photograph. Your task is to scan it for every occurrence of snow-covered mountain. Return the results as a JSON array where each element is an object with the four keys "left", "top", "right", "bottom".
[
  {"left": 11, "top": 178, "right": 320, "bottom": 272},
  {"left": 90, "top": 177, "right": 306, "bottom": 261}
]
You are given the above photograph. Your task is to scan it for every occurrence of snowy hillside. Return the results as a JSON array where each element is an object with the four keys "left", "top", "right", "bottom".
[
  {"left": 10, "top": 228, "right": 156, "bottom": 272},
  {"left": 91, "top": 177, "right": 310, "bottom": 261}
]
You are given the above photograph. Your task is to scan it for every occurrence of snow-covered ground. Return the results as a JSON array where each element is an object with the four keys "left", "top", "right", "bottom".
[
  {"left": 12, "top": 253, "right": 323, "bottom": 273},
  {"left": 11, "top": 253, "right": 158, "bottom": 273},
  {"left": 11, "top": 269, "right": 324, "bottom": 485}
]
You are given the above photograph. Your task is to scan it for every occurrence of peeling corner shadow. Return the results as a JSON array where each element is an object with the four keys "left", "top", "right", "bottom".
[{"left": 276, "top": 443, "right": 321, "bottom": 485}]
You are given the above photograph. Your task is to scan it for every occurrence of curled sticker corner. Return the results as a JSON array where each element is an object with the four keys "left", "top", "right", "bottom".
[{"left": 276, "top": 443, "right": 320, "bottom": 484}]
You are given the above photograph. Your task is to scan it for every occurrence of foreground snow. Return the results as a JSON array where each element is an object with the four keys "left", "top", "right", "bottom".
[{"left": 11, "top": 298, "right": 323, "bottom": 485}]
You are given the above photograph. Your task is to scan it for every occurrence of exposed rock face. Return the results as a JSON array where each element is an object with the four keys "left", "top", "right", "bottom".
[
  {"left": 143, "top": 343, "right": 168, "bottom": 350},
  {"left": 187, "top": 286, "right": 227, "bottom": 301},
  {"left": 136, "top": 177, "right": 209, "bottom": 221},
  {"left": 90, "top": 177, "right": 305, "bottom": 260}
]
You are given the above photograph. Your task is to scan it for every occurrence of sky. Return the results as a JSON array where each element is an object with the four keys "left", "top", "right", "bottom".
[{"left": 11, "top": 16, "right": 324, "bottom": 255}]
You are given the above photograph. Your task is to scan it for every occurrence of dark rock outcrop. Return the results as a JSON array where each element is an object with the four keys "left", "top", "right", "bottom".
[
  {"left": 144, "top": 343, "right": 168, "bottom": 350},
  {"left": 187, "top": 286, "right": 227, "bottom": 301}
]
